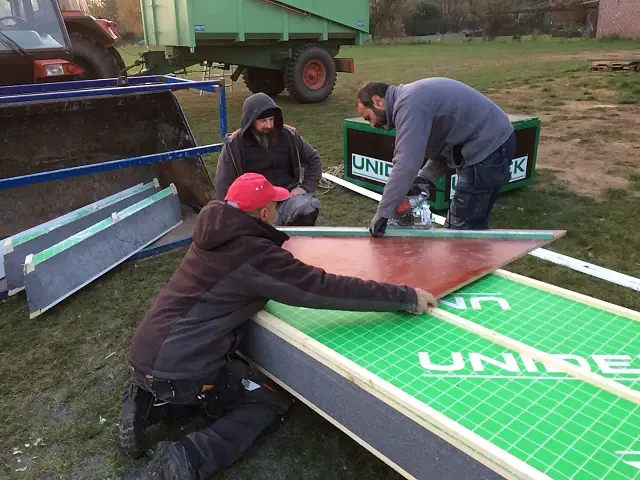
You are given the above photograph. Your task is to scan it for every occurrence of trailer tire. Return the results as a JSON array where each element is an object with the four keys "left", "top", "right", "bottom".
[
  {"left": 285, "top": 44, "right": 336, "bottom": 104},
  {"left": 242, "top": 67, "right": 285, "bottom": 98},
  {"left": 69, "top": 32, "right": 123, "bottom": 79}
]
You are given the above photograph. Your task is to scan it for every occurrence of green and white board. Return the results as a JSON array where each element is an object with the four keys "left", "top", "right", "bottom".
[{"left": 253, "top": 270, "right": 640, "bottom": 480}]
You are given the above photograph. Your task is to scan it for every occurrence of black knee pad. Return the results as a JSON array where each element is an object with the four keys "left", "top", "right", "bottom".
[{"left": 293, "top": 208, "right": 319, "bottom": 226}]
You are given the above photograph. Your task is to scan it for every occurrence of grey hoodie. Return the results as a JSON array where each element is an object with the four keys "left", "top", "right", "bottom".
[
  {"left": 215, "top": 93, "right": 323, "bottom": 200},
  {"left": 376, "top": 78, "right": 514, "bottom": 219}
]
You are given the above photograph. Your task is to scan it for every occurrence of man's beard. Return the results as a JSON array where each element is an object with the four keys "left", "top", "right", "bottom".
[
  {"left": 372, "top": 107, "right": 388, "bottom": 129},
  {"left": 255, "top": 128, "right": 277, "bottom": 149}
]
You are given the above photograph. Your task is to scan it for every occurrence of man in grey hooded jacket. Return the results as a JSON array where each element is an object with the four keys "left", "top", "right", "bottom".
[
  {"left": 215, "top": 93, "right": 323, "bottom": 226},
  {"left": 355, "top": 78, "right": 516, "bottom": 236}
]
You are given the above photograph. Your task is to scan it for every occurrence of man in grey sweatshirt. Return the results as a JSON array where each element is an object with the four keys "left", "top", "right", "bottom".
[{"left": 355, "top": 78, "right": 516, "bottom": 236}]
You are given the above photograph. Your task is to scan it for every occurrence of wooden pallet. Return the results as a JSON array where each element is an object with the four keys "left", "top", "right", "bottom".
[{"left": 589, "top": 60, "right": 640, "bottom": 72}]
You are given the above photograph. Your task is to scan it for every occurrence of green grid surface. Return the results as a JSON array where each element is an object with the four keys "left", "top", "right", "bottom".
[
  {"left": 264, "top": 274, "right": 640, "bottom": 480},
  {"left": 30, "top": 187, "right": 174, "bottom": 267},
  {"left": 438, "top": 275, "right": 640, "bottom": 386}
]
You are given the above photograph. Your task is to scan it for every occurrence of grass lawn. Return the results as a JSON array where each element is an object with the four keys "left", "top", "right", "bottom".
[{"left": 1, "top": 37, "right": 639, "bottom": 479}]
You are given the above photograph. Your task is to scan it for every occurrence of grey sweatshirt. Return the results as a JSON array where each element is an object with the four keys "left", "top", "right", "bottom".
[{"left": 375, "top": 77, "right": 514, "bottom": 219}]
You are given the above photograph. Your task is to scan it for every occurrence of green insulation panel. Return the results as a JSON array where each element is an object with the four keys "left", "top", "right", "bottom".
[
  {"left": 265, "top": 273, "right": 640, "bottom": 480},
  {"left": 343, "top": 114, "right": 541, "bottom": 211},
  {"left": 141, "top": 0, "right": 369, "bottom": 48}
]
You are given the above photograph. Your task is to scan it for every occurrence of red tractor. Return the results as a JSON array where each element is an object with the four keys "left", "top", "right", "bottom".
[
  {"left": 0, "top": 0, "right": 123, "bottom": 86},
  {"left": 58, "top": 0, "right": 124, "bottom": 79}
]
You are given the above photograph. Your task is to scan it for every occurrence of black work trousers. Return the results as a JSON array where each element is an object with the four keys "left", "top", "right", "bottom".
[
  {"left": 445, "top": 131, "right": 517, "bottom": 230},
  {"left": 141, "top": 358, "right": 293, "bottom": 479}
]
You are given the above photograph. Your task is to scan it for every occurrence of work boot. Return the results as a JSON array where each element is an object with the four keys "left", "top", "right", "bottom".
[
  {"left": 154, "top": 441, "right": 199, "bottom": 480},
  {"left": 118, "top": 378, "right": 155, "bottom": 458}
]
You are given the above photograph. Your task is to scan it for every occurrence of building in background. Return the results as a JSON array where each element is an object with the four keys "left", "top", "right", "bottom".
[{"left": 596, "top": 0, "right": 640, "bottom": 39}]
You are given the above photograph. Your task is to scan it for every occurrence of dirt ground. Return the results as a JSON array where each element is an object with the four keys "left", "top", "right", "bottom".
[
  {"left": 537, "top": 102, "right": 639, "bottom": 196},
  {"left": 487, "top": 85, "right": 640, "bottom": 197}
]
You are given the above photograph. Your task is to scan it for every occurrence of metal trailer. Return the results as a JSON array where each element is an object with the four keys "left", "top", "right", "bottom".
[
  {"left": 135, "top": 0, "right": 370, "bottom": 104},
  {"left": 0, "top": 75, "right": 227, "bottom": 264}
]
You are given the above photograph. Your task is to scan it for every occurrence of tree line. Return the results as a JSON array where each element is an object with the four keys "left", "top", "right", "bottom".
[{"left": 370, "top": 0, "right": 590, "bottom": 40}]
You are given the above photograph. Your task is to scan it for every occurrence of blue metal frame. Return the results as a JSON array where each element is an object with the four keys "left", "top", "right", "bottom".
[
  {"left": 0, "top": 75, "right": 166, "bottom": 96},
  {"left": 0, "top": 77, "right": 225, "bottom": 106},
  {"left": 0, "top": 144, "right": 222, "bottom": 189},
  {"left": 1, "top": 75, "right": 229, "bottom": 259}
]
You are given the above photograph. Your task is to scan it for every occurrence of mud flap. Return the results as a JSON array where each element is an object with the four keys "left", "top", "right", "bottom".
[{"left": 0, "top": 90, "right": 215, "bottom": 239}]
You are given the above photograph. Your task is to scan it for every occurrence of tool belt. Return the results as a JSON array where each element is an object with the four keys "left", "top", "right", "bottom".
[{"left": 131, "top": 362, "right": 246, "bottom": 415}]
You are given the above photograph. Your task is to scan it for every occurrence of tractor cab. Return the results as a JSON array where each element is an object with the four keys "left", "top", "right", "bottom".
[{"left": 0, "top": 0, "right": 83, "bottom": 85}]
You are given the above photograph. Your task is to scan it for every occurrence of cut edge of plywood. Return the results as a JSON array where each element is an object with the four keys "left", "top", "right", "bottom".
[
  {"left": 493, "top": 269, "right": 640, "bottom": 321},
  {"left": 430, "top": 307, "right": 640, "bottom": 406},
  {"left": 236, "top": 352, "right": 420, "bottom": 480},
  {"left": 253, "top": 310, "right": 552, "bottom": 480}
]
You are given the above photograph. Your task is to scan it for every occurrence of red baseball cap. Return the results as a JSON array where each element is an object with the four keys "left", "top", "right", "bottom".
[{"left": 225, "top": 173, "right": 290, "bottom": 212}]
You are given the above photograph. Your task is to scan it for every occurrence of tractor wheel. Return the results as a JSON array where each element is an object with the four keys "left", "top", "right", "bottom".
[
  {"left": 69, "top": 32, "right": 124, "bottom": 79},
  {"left": 242, "top": 67, "right": 285, "bottom": 98},
  {"left": 285, "top": 44, "right": 336, "bottom": 104}
]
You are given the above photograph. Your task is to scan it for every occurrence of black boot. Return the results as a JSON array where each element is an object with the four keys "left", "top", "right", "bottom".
[
  {"left": 118, "top": 378, "right": 156, "bottom": 458},
  {"left": 154, "top": 441, "right": 199, "bottom": 480}
]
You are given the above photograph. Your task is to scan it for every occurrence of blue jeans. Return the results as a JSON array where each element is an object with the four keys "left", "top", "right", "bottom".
[{"left": 445, "top": 132, "right": 516, "bottom": 230}]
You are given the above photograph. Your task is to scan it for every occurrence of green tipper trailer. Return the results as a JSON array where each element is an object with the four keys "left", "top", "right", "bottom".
[{"left": 137, "top": 0, "right": 370, "bottom": 103}]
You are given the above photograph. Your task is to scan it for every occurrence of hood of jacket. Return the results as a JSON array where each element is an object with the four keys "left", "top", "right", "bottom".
[
  {"left": 192, "top": 200, "right": 289, "bottom": 251},
  {"left": 240, "top": 93, "right": 284, "bottom": 136}
]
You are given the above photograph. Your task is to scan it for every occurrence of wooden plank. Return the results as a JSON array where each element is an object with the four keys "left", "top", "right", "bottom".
[
  {"left": 253, "top": 310, "right": 551, "bottom": 480},
  {"left": 430, "top": 307, "right": 640, "bottom": 406}
]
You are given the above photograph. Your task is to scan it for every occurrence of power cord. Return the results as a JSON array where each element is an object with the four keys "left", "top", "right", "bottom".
[{"left": 317, "top": 164, "right": 344, "bottom": 195}]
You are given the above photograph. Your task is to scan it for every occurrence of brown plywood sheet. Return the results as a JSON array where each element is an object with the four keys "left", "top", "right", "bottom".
[{"left": 282, "top": 232, "right": 565, "bottom": 298}]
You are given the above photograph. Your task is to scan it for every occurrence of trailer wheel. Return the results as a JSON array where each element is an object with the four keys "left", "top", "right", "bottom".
[
  {"left": 285, "top": 44, "right": 336, "bottom": 104},
  {"left": 242, "top": 67, "right": 285, "bottom": 98},
  {"left": 69, "top": 32, "right": 123, "bottom": 79}
]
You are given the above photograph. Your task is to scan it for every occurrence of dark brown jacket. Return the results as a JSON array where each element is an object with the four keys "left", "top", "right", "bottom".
[
  {"left": 214, "top": 93, "right": 322, "bottom": 200},
  {"left": 129, "top": 200, "right": 418, "bottom": 381}
]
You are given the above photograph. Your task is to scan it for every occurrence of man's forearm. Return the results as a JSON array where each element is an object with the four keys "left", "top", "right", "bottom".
[
  {"left": 246, "top": 259, "right": 418, "bottom": 312},
  {"left": 375, "top": 102, "right": 432, "bottom": 219},
  {"left": 377, "top": 155, "right": 424, "bottom": 218}
]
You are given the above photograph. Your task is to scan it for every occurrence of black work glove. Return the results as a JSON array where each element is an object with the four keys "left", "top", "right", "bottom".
[
  {"left": 407, "top": 176, "right": 432, "bottom": 197},
  {"left": 369, "top": 214, "right": 388, "bottom": 238}
]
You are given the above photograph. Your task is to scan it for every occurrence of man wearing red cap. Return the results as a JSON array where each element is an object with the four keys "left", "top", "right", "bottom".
[
  {"left": 120, "top": 173, "right": 437, "bottom": 480},
  {"left": 215, "top": 92, "right": 323, "bottom": 227}
]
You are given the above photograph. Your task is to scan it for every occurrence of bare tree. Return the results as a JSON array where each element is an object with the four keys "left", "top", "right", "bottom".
[
  {"left": 440, "top": 0, "right": 466, "bottom": 32},
  {"left": 370, "top": 0, "right": 421, "bottom": 39},
  {"left": 465, "top": 0, "right": 517, "bottom": 39}
]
